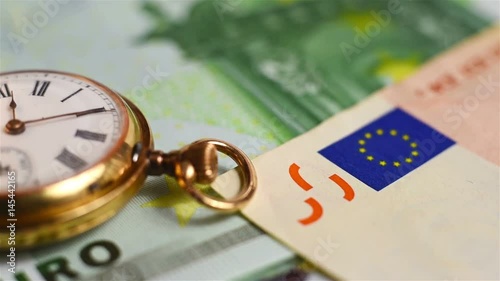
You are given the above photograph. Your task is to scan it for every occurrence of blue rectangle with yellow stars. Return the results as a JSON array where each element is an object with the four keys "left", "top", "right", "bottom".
[{"left": 319, "top": 108, "right": 455, "bottom": 191}]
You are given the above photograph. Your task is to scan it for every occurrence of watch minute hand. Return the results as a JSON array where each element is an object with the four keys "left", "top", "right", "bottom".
[{"left": 24, "top": 107, "right": 112, "bottom": 125}]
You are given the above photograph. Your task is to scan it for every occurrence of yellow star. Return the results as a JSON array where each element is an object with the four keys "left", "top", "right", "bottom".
[
  {"left": 367, "top": 155, "right": 374, "bottom": 161},
  {"left": 405, "top": 158, "right": 413, "bottom": 163},
  {"left": 365, "top": 133, "right": 372, "bottom": 139},
  {"left": 359, "top": 147, "right": 366, "bottom": 153},
  {"left": 393, "top": 161, "right": 401, "bottom": 167},
  {"left": 390, "top": 129, "right": 397, "bottom": 136},
  {"left": 142, "top": 176, "right": 210, "bottom": 227},
  {"left": 412, "top": 151, "right": 419, "bottom": 156},
  {"left": 379, "top": 160, "right": 387, "bottom": 166},
  {"left": 410, "top": 142, "right": 418, "bottom": 148},
  {"left": 402, "top": 134, "right": 410, "bottom": 141},
  {"left": 376, "top": 129, "right": 384, "bottom": 135},
  {"left": 358, "top": 139, "right": 366, "bottom": 145}
]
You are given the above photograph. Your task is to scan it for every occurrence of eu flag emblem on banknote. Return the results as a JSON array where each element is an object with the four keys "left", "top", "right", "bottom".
[{"left": 319, "top": 109, "right": 455, "bottom": 191}]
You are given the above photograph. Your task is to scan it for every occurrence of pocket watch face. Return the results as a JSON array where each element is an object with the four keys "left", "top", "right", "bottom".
[{"left": 0, "top": 70, "right": 128, "bottom": 191}]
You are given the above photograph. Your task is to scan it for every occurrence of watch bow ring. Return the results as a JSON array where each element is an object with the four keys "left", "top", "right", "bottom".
[{"left": 0, "top": 70, "right": 257, "bottom": 249}]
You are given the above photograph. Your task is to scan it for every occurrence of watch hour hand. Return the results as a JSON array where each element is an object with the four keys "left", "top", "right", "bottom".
[{"left": 9, "top": 91, "right": 17, "bottom": 120}]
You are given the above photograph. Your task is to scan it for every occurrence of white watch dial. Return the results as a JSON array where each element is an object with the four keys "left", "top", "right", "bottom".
[{"left": 0, "top": 71, "right": 127, "bottom": 191}]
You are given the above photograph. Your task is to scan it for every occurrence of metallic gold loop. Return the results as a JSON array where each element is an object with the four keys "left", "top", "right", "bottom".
[{"left": 176, "top": 138, "right": 257, "bottom": 212}]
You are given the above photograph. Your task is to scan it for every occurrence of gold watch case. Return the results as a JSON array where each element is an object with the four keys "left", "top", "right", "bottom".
[
  {"left": 0, "top": 70, "right": 257, "bottom": 250},
  {"left": 0, "top": 71, "right": 153, "bottom": 249}
]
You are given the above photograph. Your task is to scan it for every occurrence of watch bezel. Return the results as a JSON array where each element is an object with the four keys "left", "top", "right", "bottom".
[
  {"left": 0, "top": 70, "right": 153, "bottom": 249},
  {"left": 0, "top": 69, "right": 130, "bottom": 195}
]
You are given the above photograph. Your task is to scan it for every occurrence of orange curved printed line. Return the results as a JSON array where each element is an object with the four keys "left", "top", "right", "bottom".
[
  {"left": 289, "top": 163, "right": 313, "bottom": 191},
  {"left": 298, "top": 197, "right": 323, "bottom": 226},
  {"left": 329, "top": 174, "right": 355, "bottom": 201}
]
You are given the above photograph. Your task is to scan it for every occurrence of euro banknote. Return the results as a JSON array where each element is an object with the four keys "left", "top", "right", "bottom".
[
  {"left": 214, "top": 26, "right": 500, "bottom": 280},
  {"left": 0, "top": 0, "right": 492, "bottom": 280},
  {"left": 0, "top": 2, "right": 289, "bottom": 281},
  {"left": 137, "top": 0, "right": 490, "bottom": 137}
]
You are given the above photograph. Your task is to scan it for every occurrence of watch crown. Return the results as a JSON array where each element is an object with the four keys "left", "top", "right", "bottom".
[{"left": 147, "top": 142, "right": 218, "bottom": 185}]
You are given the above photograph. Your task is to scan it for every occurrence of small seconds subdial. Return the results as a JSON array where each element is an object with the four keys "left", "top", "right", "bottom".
[
  {"left": 0, "top": 147, "right": 33, "bottom": 186},
  {"left": 0, "top": 71, "right": 127, "bottom": 192}
]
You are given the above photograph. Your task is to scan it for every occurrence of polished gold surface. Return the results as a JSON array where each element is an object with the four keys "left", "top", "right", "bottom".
[
  {"left": 147, "top": 138, "right": 257, "bottom": 212},
  {"left": 147, "top": 142, "right": 218, "bottom": 184},
  {"left": 4, "top": 119, "right": 25, "bottom": 135},
  {"left": 0, "top": 70, "right": 257, "bottom": 249},
  {"left": 0, "top": 71, "right": 153, "bottom": 249},
  {"left": 176, "top": 139, "right": 258, "bottom": 212}
]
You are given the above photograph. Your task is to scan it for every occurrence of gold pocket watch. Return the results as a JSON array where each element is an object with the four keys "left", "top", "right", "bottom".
[{"left": 0, "top": 70, "right": 257, "bottom": 249}]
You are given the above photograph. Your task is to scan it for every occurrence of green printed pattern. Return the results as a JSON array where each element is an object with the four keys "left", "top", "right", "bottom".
[
  {"left": 141, "top": 0, "right": 490, "bottom": 138},
  {"left": 125, "top": 63, "right": 294, "bottom": 144},
  {"left": 81, "top": 224, "right": 263, "bottom": 281}
]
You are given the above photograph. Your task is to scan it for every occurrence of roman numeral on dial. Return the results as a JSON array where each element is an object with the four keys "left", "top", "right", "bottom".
[
  {"left": 0, "top": 83, "right": 11, "bottom": 98},
  {"left": 32, "top": 81, "right": 51, "bottom": 96},
  {"left": 56, "top": 148, "right": 87, "bottom": 170},
  {"left": 75, "top": 130, "right": 107, "bottom": 142}
]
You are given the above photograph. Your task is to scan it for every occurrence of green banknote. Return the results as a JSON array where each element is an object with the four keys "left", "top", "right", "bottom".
[
  {"left": 0, "top": 0, "right": 490, "bottom": 280},
  {"left": 137, "top": 0, "right": 490, "bottom": 137}
]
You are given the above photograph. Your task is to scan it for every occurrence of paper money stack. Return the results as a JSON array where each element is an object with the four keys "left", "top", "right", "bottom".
[{"left": 0, "top": 0, "right": 497, "bottom": 280}]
